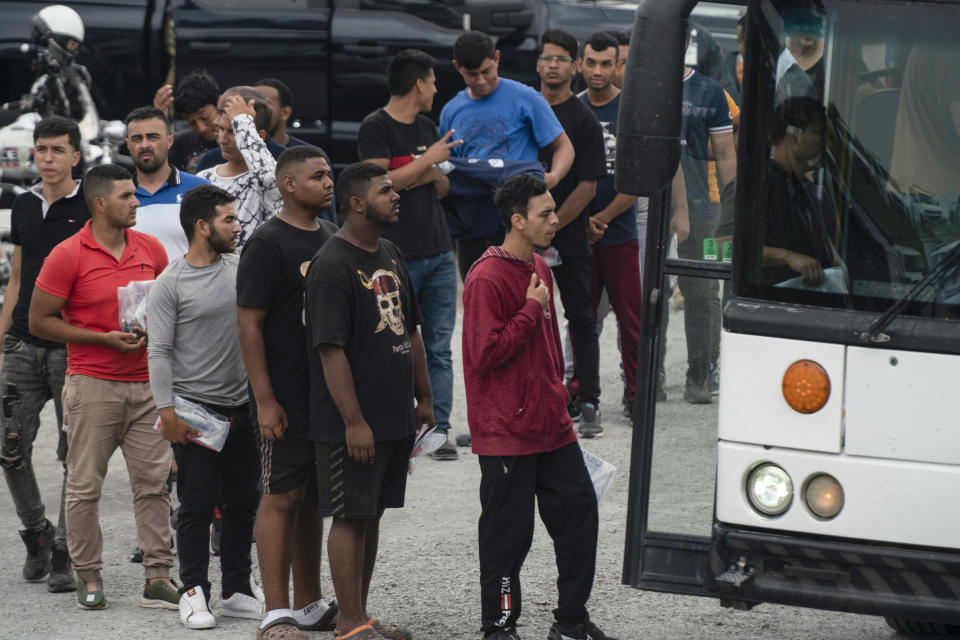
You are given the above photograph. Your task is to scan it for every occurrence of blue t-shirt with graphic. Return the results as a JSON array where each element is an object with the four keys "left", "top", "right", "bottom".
[
  {"left": 579, "top": 92, "right": 638, "bottom": 247},
  {"left": 440, "top": 78, "right": 563, "bottom": 161},
  {"left": 680, "top": 69, "right": 733, "bottom": 219}
]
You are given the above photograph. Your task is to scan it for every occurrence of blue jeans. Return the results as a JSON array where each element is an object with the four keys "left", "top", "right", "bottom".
[
  {"left": 405, "top": 251, "right": 457, "bottom": 431},
  {"left": 0, "top": 335, "right": 68, "bottom": 546}
]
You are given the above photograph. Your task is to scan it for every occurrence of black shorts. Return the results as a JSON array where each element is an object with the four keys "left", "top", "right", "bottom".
[
  {"left": 256, "top": 411, "right": 315, "bottom": 495},
  {"left": 315, "top": 436, "right": 413, "bottom": 520}
]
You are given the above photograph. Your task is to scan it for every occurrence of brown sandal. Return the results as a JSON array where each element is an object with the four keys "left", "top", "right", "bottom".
[{"left": 256, "top": 618, "right": 308, "bottom": 640}]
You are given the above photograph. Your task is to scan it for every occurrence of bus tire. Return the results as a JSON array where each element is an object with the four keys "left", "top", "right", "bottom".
[{"left": 884, "top": 617, "right": 960, "bottom": 636}]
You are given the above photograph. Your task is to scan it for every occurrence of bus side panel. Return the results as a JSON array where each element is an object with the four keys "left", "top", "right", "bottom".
[
  {"left": 718, "top": 332, "right": 844, "bottom": 453},
  {"left": 846, "top": 347, "right": 960, "bottom": 465}
]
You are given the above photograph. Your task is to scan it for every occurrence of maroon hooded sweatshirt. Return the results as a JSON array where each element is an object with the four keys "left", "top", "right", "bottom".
[{"left": 462, "top": 246, "right": 577, "bottom": 456}]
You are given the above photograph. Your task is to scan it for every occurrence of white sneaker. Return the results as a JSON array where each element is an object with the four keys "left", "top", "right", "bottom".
[
  {"left": 179, "top": 588, "right": 216, "bottom": 629},
  {"left": 221, "top": 592, "right": 264, "bottom": 619}
]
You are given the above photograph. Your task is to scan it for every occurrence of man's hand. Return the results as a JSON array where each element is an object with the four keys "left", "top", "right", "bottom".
[
  {"left": 422, "top": 129, "right": 463, "bottom": 165},
  {"left": 670, "top": 212, "right": 690, "bottom": 243},
  {"left": 224, "top": 95, "right": 256, "bottom": 122},
  {"left": 526, "top": 272, "right": 549, "bottom": 310},
  {"left": 153, "top": 84, "right": 174, "bottom": 112},
  {"left": 588, "top": 216, "right": 608, "bottom": 244},
  {"left": 158, "top": 408, "right": 200, "bottom": 445},
  {"left": 257, "top": 399, "right": 288, "bottom": 441},
  {"left": 101, "top": 330, "right": 146, "bottom": 353},
  {"left": 414, "top": 401, "right": 435, "bottom": 437},
  {"left": 345, "top": 420, "right": 376, "bottom": 465},
  {"left": 784, "top": 251, "right": 824, "bottom": 287}
]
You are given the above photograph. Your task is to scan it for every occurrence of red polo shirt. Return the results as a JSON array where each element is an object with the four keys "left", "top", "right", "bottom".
[{"left": 35, "top": 220, "right": 168, "bottom": 381}]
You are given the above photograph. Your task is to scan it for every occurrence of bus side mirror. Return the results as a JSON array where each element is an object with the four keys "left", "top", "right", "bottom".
[{"left": 616, "top": 0, "right": 698, "bottom": 197}]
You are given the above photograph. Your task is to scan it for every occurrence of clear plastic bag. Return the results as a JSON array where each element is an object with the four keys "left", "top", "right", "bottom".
[
  {"left": 581, "top": 447, "right": 617, "bottom": 503},
  {"left": 154, "top": 395, "right": 231, "bottom": 452},
  {"left": 117, "top": 279, "right": 155, "bottom": 333},
  {"left": 410, "top": 424, "right": 446, "bottom": 458}
]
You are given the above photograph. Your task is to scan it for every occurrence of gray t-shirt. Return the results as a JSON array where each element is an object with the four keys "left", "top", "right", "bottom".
[{"left": 147, "top": 253, "right": 247, "bottom": 409}]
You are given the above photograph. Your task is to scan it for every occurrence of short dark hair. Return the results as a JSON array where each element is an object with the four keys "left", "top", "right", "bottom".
[
  {"left": 454, "top": 32, "right": 495, "bottom": 69},
  {"left": 173, "top": 69, "right": 220, "bottom": 117},
  {"left": 179, "top": 184, "right": 236, "bottom": 241},
  {"left": 276, "top": 145, "right": 327, "bottom": 180},
  {"left": 222, "top": 86, "right": 272, "bottom": 133},
  {"left": 607, "top": 30, "right": 630, "bottom": 46},
  {"left": 584, "top": 31, "right": 618, "bottom": 58},
  {"left": 494, "top": 174, "right": 548, "bottom": 230},
  {"left": 770, "top": 96, "right": 825, "bottom": 145},
  {"left": 83, "top": 164, "right": 131, "bottom": 211},
  {"left": 33, "top": 115, "right": 81, "bottom": 152},
  {"left": 387, "top": 49, "right": 436, "bottom": 96},
  {"left": 336, "top": 162, "right": 388, "bottom": 215},
  {"left": 254, "top": 77, "right": 294, "bottom": 110},
  {"left": 540, "top": 29, "right": 579, "bottom": 60},
  {"left": 125, "top": 106, "right": 170, "bottom": 132}
]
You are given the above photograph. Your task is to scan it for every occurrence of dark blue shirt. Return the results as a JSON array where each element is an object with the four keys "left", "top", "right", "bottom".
[
  {"left": 579, "top": 92, "right": 638, "bottom": 247},
  {"left": 680, "top": 69, "right": 733, "bottom": 219}
]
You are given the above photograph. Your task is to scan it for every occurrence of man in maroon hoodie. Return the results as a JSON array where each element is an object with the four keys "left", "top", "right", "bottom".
[{"left": 462, "top": 174, "right": 615, "bottom": 640}]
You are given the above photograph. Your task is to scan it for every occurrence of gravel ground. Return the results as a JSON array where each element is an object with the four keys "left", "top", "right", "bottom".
[{"left": 0, "top": 287, "right": 899, "bottom": 640}]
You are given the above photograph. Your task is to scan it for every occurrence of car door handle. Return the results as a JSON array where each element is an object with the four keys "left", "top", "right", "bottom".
[
  {"left": 342, "top": 43, "right": 388, "bottom": 56},
  {"left": 188, "top": 42, "right": 232, "bottom": 53}
]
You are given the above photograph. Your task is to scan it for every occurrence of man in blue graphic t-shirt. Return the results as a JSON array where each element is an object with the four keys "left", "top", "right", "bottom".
[{"left": 440, "top": 31, "right": 574, "bottom": 277}]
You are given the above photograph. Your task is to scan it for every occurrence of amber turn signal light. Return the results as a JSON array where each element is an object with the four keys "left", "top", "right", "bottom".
[{"left": 781, "top": 360, "right": 830, "bottom": 414}]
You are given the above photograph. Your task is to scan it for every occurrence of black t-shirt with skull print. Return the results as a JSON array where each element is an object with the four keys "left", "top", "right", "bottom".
[{"left": 304, "top": 235, "right": 422, "bottom": 443}]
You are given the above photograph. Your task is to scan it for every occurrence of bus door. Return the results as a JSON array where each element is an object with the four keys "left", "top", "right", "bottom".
[{"left": 622, "top": 0, "right": 743, "bottom": 597}]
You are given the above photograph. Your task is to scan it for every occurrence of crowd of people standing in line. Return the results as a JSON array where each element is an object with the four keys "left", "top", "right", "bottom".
[{"left": 1, "top": 22, "right": 749, "bottom": 640}]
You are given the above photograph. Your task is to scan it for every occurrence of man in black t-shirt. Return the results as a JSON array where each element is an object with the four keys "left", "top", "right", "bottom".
[
  {"left": 0, "top": 116, "right": 89, "bottom": 593},
  {"left": 305, "top": 162, "right": 433, "bottom": 640},
  {"left": 357, "top": 49, "right": 463, "bottom": 460},
  {"left": 153, "top": 69, "right": 221, "bottom": 174},
  {"left": 237, "top": 147, "right": 339, "bottom": 640},
  {"left": 536, "top": 30, "right": 607, "bottom": 437}
]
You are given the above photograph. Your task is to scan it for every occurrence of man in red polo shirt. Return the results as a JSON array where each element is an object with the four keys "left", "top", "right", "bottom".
[{"left": 29, "top": 164, "right": 179, "bottom": 611}]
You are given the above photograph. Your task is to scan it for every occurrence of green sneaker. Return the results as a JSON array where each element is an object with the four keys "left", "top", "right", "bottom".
[
  {"left": 76, "top": 577, "right": 108, "bottom": 610},
  {"left": 139, "top": 577, "right": 181, "bottom": 610}
]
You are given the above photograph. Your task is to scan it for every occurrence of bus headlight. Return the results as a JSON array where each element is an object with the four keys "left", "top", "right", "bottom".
[
  {"left": 746, "top": 463, "right": 793, "bottom": 516},
  {"left": 804, "top": 474, "right": 844, "bottom": 519}
]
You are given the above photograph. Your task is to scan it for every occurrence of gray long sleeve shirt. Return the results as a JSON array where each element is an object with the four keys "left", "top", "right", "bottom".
[{"left": 147, "top": 253, "right": 248, "bottom": 409}]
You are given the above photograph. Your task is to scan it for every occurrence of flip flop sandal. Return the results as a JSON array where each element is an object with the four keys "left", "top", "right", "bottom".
[
  {"left": 256, "top": 617, "right": 308, "bottom": 640},
  {"left": 369, "top": 617, "right": 413, "bottom": 640},
  {"left": 335, "top": 623, "right": 387, "bottom": 640}
]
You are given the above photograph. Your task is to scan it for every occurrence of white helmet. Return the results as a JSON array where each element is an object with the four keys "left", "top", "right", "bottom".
[{"left": 32, "top": 5, "right": 85, "bottom": 61}]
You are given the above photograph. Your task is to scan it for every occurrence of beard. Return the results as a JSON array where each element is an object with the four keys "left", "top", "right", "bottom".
[
  {"left": 206, "top": 230, "right": 236, "bottom": 254},
  {"left": 133, "top": 151, "right": 166, "bottom": 174}
]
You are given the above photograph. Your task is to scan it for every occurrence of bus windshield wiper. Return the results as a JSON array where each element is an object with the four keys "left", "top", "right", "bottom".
[{"left": 859, "top": 242, "right": 960, "bottom": 343}]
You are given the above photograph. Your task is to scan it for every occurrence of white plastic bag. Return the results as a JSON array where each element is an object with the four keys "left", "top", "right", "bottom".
[
  {"left": 154, "top": 395, "right": 231, "bottom": 452},
  {"left": 581, "top": 448, "right": 616, "bottom": 503},
  {"left": 117, "top": 280, "right": 155, "bottom": 333}
]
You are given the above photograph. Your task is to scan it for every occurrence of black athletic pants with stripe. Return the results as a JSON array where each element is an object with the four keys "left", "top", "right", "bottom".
[{"left": 478, "top": 441, "right": 599, "bottom": 633}]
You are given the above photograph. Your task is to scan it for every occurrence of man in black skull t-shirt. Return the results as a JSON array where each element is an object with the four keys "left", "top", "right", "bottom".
[{"left": 304, "top": 162, "right": 434, "bottom": 640}]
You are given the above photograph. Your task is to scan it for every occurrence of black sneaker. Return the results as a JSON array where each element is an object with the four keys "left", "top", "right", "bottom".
[
  {"left": 567, "top": 396, "right": 582, "bottom": 422},
  {"left": 48, "top": 544, "right": 76, "bottom": 593},
  {"left": 484, "top": 628, "right": 521, "bottom": 640},
  {"left": 20, "top": 519, "right": 55, "bottom": 581},
  {"left": 428, "top": 437, "right": 459, "bottom": 461},
  {"left": 129, "top": 545, "right": 143, "bottom": 563},
  {"left": 547, "top": 620, "right": 618, "bottom": 640},
  {"left": 577, "top": 402, "right": 603, "bottom": 438}
]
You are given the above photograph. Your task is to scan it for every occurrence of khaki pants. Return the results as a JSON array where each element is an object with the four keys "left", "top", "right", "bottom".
[{"left": 63, "top": 374, "right": 172, "bottom": 582}]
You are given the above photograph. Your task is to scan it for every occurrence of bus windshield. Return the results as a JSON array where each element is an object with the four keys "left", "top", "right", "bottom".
[{"left": 735, "top": 0, "right": 960, "bottom": 318}]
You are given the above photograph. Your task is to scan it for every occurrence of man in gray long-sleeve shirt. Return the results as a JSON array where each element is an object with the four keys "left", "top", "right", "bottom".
[{"left": 146, "top": 184, "right": 262, "bottom": 630}]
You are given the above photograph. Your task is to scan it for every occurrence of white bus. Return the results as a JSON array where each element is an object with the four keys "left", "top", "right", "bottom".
[{"left": 621, "top": 0, "right": 960, "bottom": 634}]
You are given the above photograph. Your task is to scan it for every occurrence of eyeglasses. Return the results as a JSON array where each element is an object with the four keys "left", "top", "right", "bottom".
[{"left": 538, "top": 55, "right": 573, "bottom": 63}]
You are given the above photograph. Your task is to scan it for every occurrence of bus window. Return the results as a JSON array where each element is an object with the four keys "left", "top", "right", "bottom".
[{"left": 737, "top": 0, "right": 960, "bottom": 316}]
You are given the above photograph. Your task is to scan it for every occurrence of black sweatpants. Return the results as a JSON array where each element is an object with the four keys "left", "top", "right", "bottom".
[
  {"left": 478, "top": 441, "right": 599, "bottom": 633},
  {"left": 552, "top": 256, "right": 601, "bottom": 406},
  {"left": 172, "top": 401, "right": 259, "bottom": 600}
]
